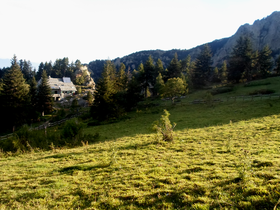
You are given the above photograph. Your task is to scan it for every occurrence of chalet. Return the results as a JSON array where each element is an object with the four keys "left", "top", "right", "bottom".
[{"left": 38, "top": 76, "right": 77, "bottom": 101}]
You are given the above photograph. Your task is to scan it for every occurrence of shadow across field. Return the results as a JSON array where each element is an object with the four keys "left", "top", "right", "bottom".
[{"left": 84, "top": 99, "right": 280, "bottom": 142}]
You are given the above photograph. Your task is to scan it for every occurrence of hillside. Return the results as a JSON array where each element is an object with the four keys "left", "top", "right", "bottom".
[
  {"left": 88, "top": 11, "right": 280, "bottom": 80},
  {"left": 1, "top": 77, "right": 280, "bottom": 209}
]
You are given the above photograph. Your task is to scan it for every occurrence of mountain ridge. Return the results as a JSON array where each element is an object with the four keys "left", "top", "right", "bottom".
[{"left": 88, "top": 11, "right": 280, "bottom": 79}]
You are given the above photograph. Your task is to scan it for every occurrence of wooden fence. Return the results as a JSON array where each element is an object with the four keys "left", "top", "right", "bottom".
[{"left": 0, "top": 112, "right": 86, "bottom": 141}]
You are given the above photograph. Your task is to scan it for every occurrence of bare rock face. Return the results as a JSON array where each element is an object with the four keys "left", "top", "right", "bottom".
[
  {"left": 213, "top": 11, "right": 280, "bottom": 66},
  {"left": 75, "top": 66, "right": 95, "bottom": 89}
]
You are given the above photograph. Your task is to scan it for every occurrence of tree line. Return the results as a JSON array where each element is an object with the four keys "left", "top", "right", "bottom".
[
  {"left": 0, "top": 56, "right": 53, "bottom": 133},
  {"left": 91, "top": 36, "right": 280, "bottom": 121},
  {"left": 1, "top": 36, "right": 280, "bottom": 132}
]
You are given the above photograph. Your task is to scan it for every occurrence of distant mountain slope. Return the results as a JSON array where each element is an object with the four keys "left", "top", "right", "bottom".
[{"left": 88, "top": 11, "right": 280, "bottom": 80}]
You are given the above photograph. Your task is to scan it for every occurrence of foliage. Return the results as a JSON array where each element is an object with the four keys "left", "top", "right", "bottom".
[
  {"left": 228, "top": 36, "right": 254, "bottom": 82},
  {"left": 166, "top": 53, "right": 182, "bottom": 79},
  {"left": 153, "top": 109, "right": 176, "bottom": 141},
  {"left": 163, "top": 77, "right": 186, "bottom": 103},
  {"left": 219, "top": 60, "right": 228, "bottom": 83},
  {"left": 154, "top": 73, "right": 165, "bottom": 97},
  {"left": 86, "top": 91, "right": 93, "bottom": 105},
  {"left": 0, "top": 55, "right": 30, "bottom": 132},
  {"left": 192, "top": 44, "right": 212, "bottom": 88},
  {"left": 61, "top": 118, "right": 85, "bottom": 139},
  {"left": 257, "top": 45, "right": 273, "bottom": 78},
  {"left": 2, "top": 78, "right": 280, "bottom": 208},
  {"left": 37, "top": 70, "right": 53, "bottom": 116}
]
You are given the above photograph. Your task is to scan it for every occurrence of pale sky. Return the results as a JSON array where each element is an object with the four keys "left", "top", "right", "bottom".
[{"left": 0, "top": 0, "right": 279, "bottom": 68}]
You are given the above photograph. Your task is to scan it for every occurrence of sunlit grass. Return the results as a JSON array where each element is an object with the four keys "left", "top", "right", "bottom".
[{"left": 1, "top": 77, "right": 280, "bottom": 209}]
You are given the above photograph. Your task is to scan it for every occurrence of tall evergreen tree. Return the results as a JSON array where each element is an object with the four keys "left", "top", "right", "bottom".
[
  {"left": 143, "top": 55, "right": 156, "bottom": 97},
  {"left": 166, "top": 53, "right": 182, "bottom": 79},
  {"left": 219, "top": 61, "right": 228, "bottom": 83},
  {"left": 155, "top": 58, "right": 165, "bottom": 75},
  {"left": 154, "top": 73, "right": 165, "bottom": 97},
  {"left": 29, "top": 76, "right": 39, "bottom": 120},
  {"left": 37, "top": 70, "right": 53, "bottom": 116},
  {"left": 90, "top": 60, "right": 121, "bottom": 121},
  {"left": 0, "top": 55, "right": 30, "bottom": 132},
  {"left": 257, "top": 45, "right": 273, "bottom": 78},
  {"left": 228, "top": 36, "right": 253, "bottom": 82},
  {"left": 192, "top": 44, "right": 212, "bottom": 88},
  {"left": 36, "top": 62, "right": 44, "bottom": 80},
  {"left": 117, "top": 63, "right": 128, "bottom": 91}
]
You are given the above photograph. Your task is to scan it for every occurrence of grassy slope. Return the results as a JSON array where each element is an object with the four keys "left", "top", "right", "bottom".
[{"left": 1, "top": 77, "right": 280, "bottom": 209}]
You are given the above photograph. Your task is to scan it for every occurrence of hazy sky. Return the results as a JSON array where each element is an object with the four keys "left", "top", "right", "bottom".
[{"left": 0, "top": 0, "right": 279, "bottom": 68}]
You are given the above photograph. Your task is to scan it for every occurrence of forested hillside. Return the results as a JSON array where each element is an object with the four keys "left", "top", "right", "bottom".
[{"left": 88, "top": 11, "right": 280, "bottom": 80}]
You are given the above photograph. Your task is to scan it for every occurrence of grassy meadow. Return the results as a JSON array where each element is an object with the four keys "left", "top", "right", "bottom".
[{"left": 1, "top": 77, "right": 280, "bottom": 209}]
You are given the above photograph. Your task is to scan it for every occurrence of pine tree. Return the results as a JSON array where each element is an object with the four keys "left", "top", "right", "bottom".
[
  {"left": 29, "top": 76, "right": 39, "bottom": 120},
  {"left": 144, "top": 55, "right": 156, "bottom": 97},
  {"left": 37, "top": 70, "right": 53, "bottom": 116},
  {"left": 257, "top": 45, "right": 273, "bottom": 78},
  {"left": 228, "top": 36, "right": 253, "bottom": 82},
  {"left": 36, "top": 62, "right": 45, "bottom": 80},
  {"left": 154, "top": 73, "right": 165, "bottom": 97},
  {"left": 166, "top": 53, "right": 182, "bottom": 79},
  {"left": 117, "top": 63, "right": 128, "bottom": 91},
  {"left": 219, "top": 61, "right": 228, "bottom": 83},
  {"left": 192, "top": 44, "right": 212, "bottom": 88},
  {"left": 0, "top": 55, "right": 30, "bottom": 132},
  {"left": 90, "top": 60, "right": 120, "bottom": 121}
]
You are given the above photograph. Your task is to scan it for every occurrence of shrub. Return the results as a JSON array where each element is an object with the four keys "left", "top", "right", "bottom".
[
  {"left": 61, "top": 118, "right": 85, "bottom": 140},
  {"left": 153, "top": 109, "right": 176, "bottom": 141}
]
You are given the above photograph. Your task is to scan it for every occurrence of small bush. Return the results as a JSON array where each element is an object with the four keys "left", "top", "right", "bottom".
[
  {"left": 153, "top": 109, "right": 176, "bottom": 141},
  {"left": 248, "top": 89, "right": 275, "bottom": 95},
  {"left": 61, "top": 118, "right": 85, "bottom": 140}
]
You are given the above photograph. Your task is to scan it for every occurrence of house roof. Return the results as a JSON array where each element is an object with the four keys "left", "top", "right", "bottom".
[{"left": 39, "top": 76, "right": 77, "bottom": 91}]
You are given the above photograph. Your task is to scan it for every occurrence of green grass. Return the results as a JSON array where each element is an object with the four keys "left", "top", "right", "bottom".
[{"left": 1, "top": 78, "right": 280, "bottom": 209}]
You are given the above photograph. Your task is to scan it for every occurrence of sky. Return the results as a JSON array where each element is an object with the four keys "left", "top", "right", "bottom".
[{"left": 0, "top": 0, "right": 279, "bottom": 69}]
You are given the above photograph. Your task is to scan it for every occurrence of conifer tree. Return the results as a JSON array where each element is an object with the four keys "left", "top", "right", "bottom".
[
  {"left": 154, "top": 73, "right": 165, "bottom": 97},
  {"left": 219, "top": 61, "right": 228, "bottom": 83},
  {"left": 228, "top": 36, "right": 253, "bottom": 82},
  {"left": 257, "top": 45, "right": 273, "bottom": 78},
  {"left": 192, "top": 44, "right": 212, "bottom": 88},
  {"left": 29, "top": 76, "right": 39, "bottom": 120},
  {"left": 144, "top": 55, "right": 156, "bottom": 97},
  {"left": 0, "top": 55, "right": 30, "bottom": 132},
  {"left": 166, "top": 53, "right": 182, "bottom": 79},
  {"left": 117, "top": 63, "right": 128, "bottom": 91},
  {"left": 90, "top": 60, "right": 121, "bottom": 121},
  {"left": 37, "top": 70, "right": 53, "bottom": 116},
  {"left": 155, "top": 58, "right": 165, "bottom": 76}
]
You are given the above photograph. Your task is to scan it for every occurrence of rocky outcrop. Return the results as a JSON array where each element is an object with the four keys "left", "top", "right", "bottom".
[
  {"left": 75, "top": 66, "right": 95, "bottom": 88},
  {"left": 88, "top": 11, "right": 280, "bottom": 79},
  {"left": 213, "top": 11, "right": 280, "bottom": 66}
]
